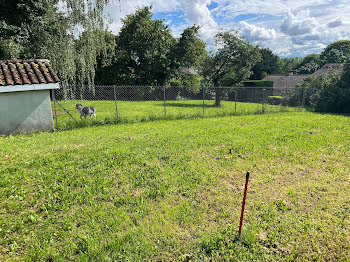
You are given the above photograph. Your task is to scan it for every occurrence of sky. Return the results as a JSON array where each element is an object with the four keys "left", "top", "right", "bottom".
[{"left": 104, "top": 0, "right": 350, "bottom": 58}]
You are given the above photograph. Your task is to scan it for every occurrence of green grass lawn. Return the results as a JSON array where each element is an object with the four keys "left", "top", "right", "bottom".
[
  {"left": 53, "top": 99, "right": 300, "bottom": 130},
  {"left": 1, "top": 112, "right": 349, "bottom": 261}
]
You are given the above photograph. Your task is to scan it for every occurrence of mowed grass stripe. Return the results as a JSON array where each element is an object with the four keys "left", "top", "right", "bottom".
[{"left": 0, "top": 112, "right": 349, "bottom": 261}]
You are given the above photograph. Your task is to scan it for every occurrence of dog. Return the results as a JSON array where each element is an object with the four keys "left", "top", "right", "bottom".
[{"left": 76, "top": 104, "right": 96, "bottom": 119}]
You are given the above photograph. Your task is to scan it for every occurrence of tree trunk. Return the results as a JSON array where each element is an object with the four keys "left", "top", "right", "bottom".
[{"left": 215, "top": 87, "right": 222, "bottom": 107}]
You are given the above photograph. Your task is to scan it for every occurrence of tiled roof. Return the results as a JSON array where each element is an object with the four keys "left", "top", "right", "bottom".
[
  {"left": 312, "top": 63, "right": 343, "bottom": 76},
  {"left": 263, "top": 74, "right": 308, "bottom": 92},
  {"left": 263, "top": 63, "right": 344, "bottom": 95},
  {"left": 0, "top": 59, "right": 60, "bottom": 86}
]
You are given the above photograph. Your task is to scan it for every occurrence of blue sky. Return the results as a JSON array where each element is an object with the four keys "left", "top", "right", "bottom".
[{"left": 105, "top": 0, "right": 350, "bottom": 58}]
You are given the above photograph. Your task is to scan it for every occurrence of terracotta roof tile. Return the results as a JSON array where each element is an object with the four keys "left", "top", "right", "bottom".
[
  {"left": 16, "top": 62, "right": 31, "bottom": 85},
  {"left": 38, "top": 62, "right": 54, "bottom": 83},
  {"left": 30, "top": 62, "right": 47, "bottom": 84},
  {"left": 1, "top": 63, "right": 14, "bottom": 85},
  {"left": 0, "top": 59, "right": 60, "bottom": 86},
  {"left": 0, "top": 68, "right": 4, "bottom": 86},
  {"left": 24, "top": 62, "right": 39, "bottom": 84}
]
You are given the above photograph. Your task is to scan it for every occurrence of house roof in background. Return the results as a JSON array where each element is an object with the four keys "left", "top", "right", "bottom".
[
  {"left": 263, "top": 74, "right": 308, "bottom": 92},
  {"left": 312, "top": 63, "right": 343, "bottom": 76},
  {"left": 0, "top": 59, "right": 60, "bottom": 87},
  {"left": 263, "top": 63, "right": 344, "bottom": 93}
]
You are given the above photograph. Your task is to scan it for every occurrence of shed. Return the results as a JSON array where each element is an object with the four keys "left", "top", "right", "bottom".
[{"left": 0, "top": 59, "right": 60, "bottom": 135}]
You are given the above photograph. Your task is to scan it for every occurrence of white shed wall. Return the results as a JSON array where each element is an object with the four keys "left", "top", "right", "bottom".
[{"left": 0, "top": 89, "right": 54, "bottom": 135}]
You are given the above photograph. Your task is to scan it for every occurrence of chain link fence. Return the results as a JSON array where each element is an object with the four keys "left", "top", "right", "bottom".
[{"left": 52, "top": 85, "right": 299, "bottom": 129}]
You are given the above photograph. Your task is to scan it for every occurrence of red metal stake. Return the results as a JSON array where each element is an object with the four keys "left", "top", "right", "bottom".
[{"left": 239, "top": 171, "right": 250, "bottom": 237}]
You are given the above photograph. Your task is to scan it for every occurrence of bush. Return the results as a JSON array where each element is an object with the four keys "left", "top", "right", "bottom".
[
  {"left": 266, "top": 96, "right": 283, "bottom": 105},
  {"left": 283, "top": 71, "right": 350, "bottom": 112}
]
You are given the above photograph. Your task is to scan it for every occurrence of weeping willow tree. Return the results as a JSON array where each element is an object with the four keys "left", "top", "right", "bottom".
[{"left": 0, "top": 0, "right": 116, "bottom": 97}]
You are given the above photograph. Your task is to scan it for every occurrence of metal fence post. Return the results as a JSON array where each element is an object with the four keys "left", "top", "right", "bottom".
[
  {"left": 262, "top": 88, "right": 266, "bottom": 113},
  {"left": 114, "top": 85, "right": 119, "bottom": 117},
  {"left": 235, "top": 88, "right": 237, "bottom": 113},
  {"left": 202, "top": 86, "right": 205, "bottom": 115},
  {"left": 52, "top": 89, "right": 58, "bottom": 127},
  {"left": 163, "top": 86, "right": 166, "bottom": 117}
]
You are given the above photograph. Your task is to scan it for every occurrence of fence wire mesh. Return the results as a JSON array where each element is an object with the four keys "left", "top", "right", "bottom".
[{"left": 52, "top": 85, "right": 298, "bottom": 129}]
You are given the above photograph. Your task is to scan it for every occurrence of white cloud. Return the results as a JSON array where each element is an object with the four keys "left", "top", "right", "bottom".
[
  {"left": 280, "top": 9, "right": 317, "bottom": 36},
  {"left": 105, "top": 0, "right": 180, "bottom": 34},
  {"left": 327, "top": 18, "right": 348, "bottom": 28},
  {"left": 103, "top": 0, "right": 350, "bottom": 57},
  {"left": 178, "top": 0, "right": 217, "bottom": 43},
  {"left": 239, "top": 21, "right": 277, "bottom": 42}
]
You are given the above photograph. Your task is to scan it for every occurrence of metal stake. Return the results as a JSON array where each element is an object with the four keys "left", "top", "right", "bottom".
[
  {"left": 202, "top": 86, "right": 205, "bottom": 115},
  {"left": 262, "top": 88, "right": 266, "bottom": 113},
  {"left": 239, "top": 171, "right": 250, "bottom": 237},
  {"left": 163, "top": 86, "right": 167, "bottom": 117},
  {"left": 114, "top": 85, "right": 119, "bottom": 117},
  {"left": 55, "top": 100, "right": 77, "bottom": 121},
  {"left": 235, "top": 89, "right": 237, "bottom": 113}
]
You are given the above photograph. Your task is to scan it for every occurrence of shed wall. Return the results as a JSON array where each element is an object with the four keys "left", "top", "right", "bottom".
[{"left": 0, "top": 90, "right": 54, "bottom": 135}]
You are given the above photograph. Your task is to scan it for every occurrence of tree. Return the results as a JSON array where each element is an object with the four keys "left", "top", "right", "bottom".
[
  {"left": 320, "top": 40, "right": 350, "bottom": 64},
  {"left": 250, "top": 48, "right": 279, "bottom": 80},
  {"left": 284, "top": 66, "right": 350, "bottom": 112},
  {"left": 111, "top": 6, "right": 176, "bottom": 86},
  {"left": 170, "top": 26, "right": 206, "bottom": 69},
  {"left": 340, "top": 60, "right": 350, "bottom": 88},
  {"left": 95, "top": 8, "right": 207, "bottom": 89},
  {"left": 0, "top": 0, "right": 114, "bottom": 91},
  {"left": 168, "top": 25, "right": 206, "bottom": 88},
  {"left": 202, "top": 30, "right": 261, "bottom": 106},
  {"left": 276, "top": 57, "right": 303, "bottom": 75},
  {"left": 293, "top": 54, "right": 321, "bottom": 74}
]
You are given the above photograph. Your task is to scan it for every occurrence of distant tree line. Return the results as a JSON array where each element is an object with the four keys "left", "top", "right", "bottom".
[{"left": 1, "top": 2, "right": 349, "bottom": 109}]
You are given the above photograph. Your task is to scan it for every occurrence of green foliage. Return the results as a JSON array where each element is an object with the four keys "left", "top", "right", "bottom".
[
  {"left": 276, "top": 57, "right": 303, "bottom": 75},
  {"left": 340, "top": 60, "right": 350, "bottom": 88},
  {"left": 250, "top": 48, "right": 279, "bottom": 80},
  {"left": 168, "top": 26, "right": 206, "bottom": 87},
  {"left": 0, "top": 39, "right": 23, "bottom": 59},
  {"left": 171, "top": 25, "right": 207, "bottom": 69},
  {"left": 0, "top": 0, "right": 114, "bottom": 90},
  {"left": 113, "top": 6, "right": 175, "bottom": 86},
  {"left": 243, "top": 80, "right": 273, "bottom": 87},
  {"left": 267, "top": 96, "right": 283, "bottom": 105},
  {"left": 320, "top": 40, "right": 350, "bottom": 64},
  {"left": 283, "top": 71, "right": 350, "bottom": 112},
  {"left": 95, "top": 8, "right": 206, "bottom": 89},
  {"left": 202, "top": 30, "right": 261, "bottom": 106},
  {"left": 294, "top": 54, "right": 321, "bottom": 74}
]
